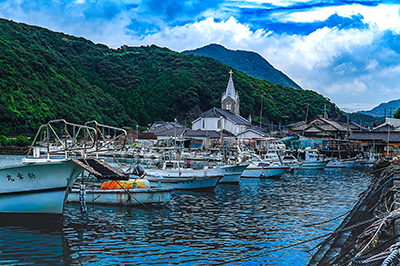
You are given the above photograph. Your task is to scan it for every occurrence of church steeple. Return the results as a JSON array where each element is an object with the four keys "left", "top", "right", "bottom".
[{"left": 221, "top": 70, "right": 240, "bottom": 116}]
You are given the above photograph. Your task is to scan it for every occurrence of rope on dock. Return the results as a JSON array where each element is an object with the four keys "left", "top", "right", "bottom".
[
  {"left": 303, "top": 210, "right": 350, "bottom": 227},
  {"left": 381, "top": 243, "right": 400, "bottom": 266}
]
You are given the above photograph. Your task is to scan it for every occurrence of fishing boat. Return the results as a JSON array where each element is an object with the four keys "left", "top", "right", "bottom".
[
  {"left": 0, "top": 120, "right": 96, "bottom": 216},
  {"left": 240, "top": 155, "right": 289, "bottom": 179},
  {"left": 241, "top": 163, "right": 289, "bottom": 178},
  {"left": 326, "top": 157, "right": 361, "bottom": 168},
  {"left": 143, "top": 174, "right": 223, "bottom": 190},
  {"left": 0, "top": 119, "right": 137, "bottom": 216},
  {"left": 290, "top": 147, "right": 330, "bottom": 170},
  {"left": 67, "top": 179, "right": 172, "bottom": 206},
  {"left": 0, "top": 158, "right": 84, "bottom": 215},
  {"left": 142, "top": 161, "right": 223, "bottom": 190},
  {"left": 204, "top": 162, "right": 249, "bottom": 183}
]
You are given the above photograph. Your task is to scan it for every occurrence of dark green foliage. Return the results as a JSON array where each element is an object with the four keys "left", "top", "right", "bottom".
[
  {"left": 0, "top": 18, "right": 340, "bottom": 135},
  {"left": 394, "top": 109, "right": 400, "bottom": 119},
  {"left": 0, "top": 135, "right": 30, "bottom": 146},
  {"left": 13, "top": 135, "right": 30, "bottom": 146}
]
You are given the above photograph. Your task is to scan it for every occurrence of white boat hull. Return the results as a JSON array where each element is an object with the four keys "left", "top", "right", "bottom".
[
  {"left": 241, "top": 165, "right": 288, "bottom": 178},
  {"left": 67, "top": 187, "right": 172, "bottom": 205},
  {"left": 144, "top": 175, "right": 222, "bottom": 190},
  {"left": 0, "top": 160, "right": 83, "bottom": 214},
  {"left": 326, "top": 159, "right": 361, "bottom": 168},
  {"left": 207, "top": 163, "right": 249, "bottom": 183},
  {"left": 145, "top": 167, "right": 221, "bottom": 178},
  {"left": 290, "top": 161, "right": 329, "bottom": 170}
]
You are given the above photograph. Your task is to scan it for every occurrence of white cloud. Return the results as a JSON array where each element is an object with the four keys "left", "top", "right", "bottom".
[
  {"left": 135, "top": 17, "right": 268, "bottom": 51},
  {"left": 325, "top": 79, "right": 367, "bottom": 95},
  {"left": 275, "top": 3, "right": 400, "bottom": 33}
]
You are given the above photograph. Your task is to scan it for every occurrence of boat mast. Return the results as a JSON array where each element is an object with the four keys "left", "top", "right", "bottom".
[{"left": 220, "top": 116, "right": 225, "bottom": 163}]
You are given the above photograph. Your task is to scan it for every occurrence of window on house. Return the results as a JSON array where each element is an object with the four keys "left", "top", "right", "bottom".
[
  {"left": 217, "top": 119, "right": 221, "bottom": 129},
  {"left": 202, "top": 119, "right": 205, "bottom": 129}
]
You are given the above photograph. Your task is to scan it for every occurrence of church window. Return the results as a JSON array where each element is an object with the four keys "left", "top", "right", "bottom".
[{"left": 226, "top": 103, "right": 231, "bottom": 111}]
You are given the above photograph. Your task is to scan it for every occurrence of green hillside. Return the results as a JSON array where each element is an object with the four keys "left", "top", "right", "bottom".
[
  {"left": 182, "top": 44, "right": 303, "bottom": 90},
  {"left": 0, "top": 18, "right": 340, "bottom": 135}
]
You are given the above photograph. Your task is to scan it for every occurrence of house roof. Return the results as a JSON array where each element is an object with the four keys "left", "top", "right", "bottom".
[
  {"left": 290, "top": 116, "right": 347, "bottom": 132},
  {"left": 372, "top": 123, "right": 396, "bottom": 132},
  {"left": 145, "top": 121, "right": 185, "bottom": 134},
  {"left": 236, "top": 127, "right": 269, "bottom": 138},
  {"left": 193, "top": 107, "right": 251, "bottom": 126},
  {"left": 338, "top": 121, "right": 369, "bottom": 131},
  {"left": 152, "top": 127, "right": 187, "bottom": 137},
  {"left": 349, "top": 131, "right": 400, "bottom": 142},
  {"left": 185, "top": 129, "right": 222, "bottom": 138}
]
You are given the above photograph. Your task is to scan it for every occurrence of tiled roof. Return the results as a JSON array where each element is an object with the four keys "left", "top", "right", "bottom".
[
  {"left": 197, "top": 107, "right": 251, "bottom": 126},
  {"left": 372, "top": 123, "right": 395, "bottom": 132},
  {"left": 152, "top": 127, "right": 187, "bottom": 137},
  {"left": 185, "top": 129, "right": 222, "bottom": 138},
  {"left": 290, "top": 116, "right": 347, "bottom": 132},
  {"left": 241, "top": 127, "right": 269, "bottom": 137},
  {"left": 349, "top": 131, "right": 400, "bottom": 142},
  {"left": 145, "top": 122, "right": 185, "bottom": 134}
]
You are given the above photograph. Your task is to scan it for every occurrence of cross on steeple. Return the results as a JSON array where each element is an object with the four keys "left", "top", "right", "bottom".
[{"left": 221, "top": 69, "right": 240, "bottom": 116}]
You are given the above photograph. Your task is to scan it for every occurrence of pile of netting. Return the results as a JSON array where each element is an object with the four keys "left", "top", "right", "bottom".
[{"left": 332, "top": 160, "right": 400, "bottom": 266}]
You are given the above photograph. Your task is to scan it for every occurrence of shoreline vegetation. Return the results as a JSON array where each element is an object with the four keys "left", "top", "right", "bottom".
[{"left": 0, "top": 18, "right": 340, "bottom": 136}]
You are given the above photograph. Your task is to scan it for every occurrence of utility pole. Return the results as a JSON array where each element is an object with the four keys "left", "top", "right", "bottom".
[
  {"left": 260, "top": 92, "right": 263, "bottom": 129},
  {"left": 390, "top": 107, "right": 395, "bottom": 118}
]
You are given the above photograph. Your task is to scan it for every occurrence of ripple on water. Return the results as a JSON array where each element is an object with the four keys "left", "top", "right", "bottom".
[{"left": 0, "top": 155, "right": 373, "bottom": 265}]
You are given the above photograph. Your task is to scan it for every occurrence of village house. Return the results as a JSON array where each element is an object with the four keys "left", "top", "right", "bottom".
[
  {"left": 348, "top": 118, "right": 400, "bottom": 156},
  {"left": 287, "top": 115, "right": 349, "bottom": 139}
]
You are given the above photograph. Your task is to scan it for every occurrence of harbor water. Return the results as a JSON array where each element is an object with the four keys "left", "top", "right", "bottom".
[{"left": 0, "top": 154, "right": 373, "bottom": 265}]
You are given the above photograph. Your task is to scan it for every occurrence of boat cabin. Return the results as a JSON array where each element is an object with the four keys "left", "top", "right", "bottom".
[{"left": 163, "top": 160, "right": 192, "bottom": 170}]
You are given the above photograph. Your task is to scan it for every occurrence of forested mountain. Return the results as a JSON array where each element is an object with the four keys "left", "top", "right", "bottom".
[
  {"left": 182, "top": 44, "right": 303, "bottom": 90},
  {"left": 0, "top": 18, "right": 340, "bottom": 135},
  {"left": 360, "top": 99, "right": 400, "bottom": 117}
]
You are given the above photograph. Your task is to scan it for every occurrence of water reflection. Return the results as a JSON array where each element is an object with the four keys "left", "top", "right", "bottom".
[
  {"left": 0, "top": 217, "right": 66, "bottom": 265},
  {"left": 0, "top": 158, "right": 373, "bottom": 265}
]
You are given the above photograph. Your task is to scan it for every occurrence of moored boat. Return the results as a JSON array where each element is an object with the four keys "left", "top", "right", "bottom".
[
  {"left": 67, "top": 179, "right": 172, "bottom": 206},
  {"left": 291, "top": 147, "right": 330, "bottom": 170},
  {"left": 241, "top": 162, "right": 289, "bottom": 178},
  {"left": 290, "top": 160, "right": 329, "bottom": 170},
  {"left": 204, "top": 162, "right": 249, "bottom": 183},
  {"left": 0, "top": 159, "right": 84, "bottom": 215},
  {"left": 0, "top": 119, "right": 134, "bottom": 216},
  {"left": 326, "top": 157, "right": 361, "bottom": 168},
  {"left": 240, "top": 154, "right": 289, "bottom": 179},
  {"left": 143, "top": 174, "right": 223, "bottom": 190},
  {"left": 0, "top": 120, "right": 97, "bottom": 215},
  {"left": 140, "top": 162, "right": 224, "bottom": 190}
]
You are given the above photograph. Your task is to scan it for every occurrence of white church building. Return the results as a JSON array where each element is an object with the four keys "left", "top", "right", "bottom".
[{"left": 192, "top": 70, "right": 257, "bottom": 136}]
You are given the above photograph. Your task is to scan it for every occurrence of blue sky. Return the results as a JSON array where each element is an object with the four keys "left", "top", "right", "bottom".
[{"left": 1, "top": 0, "right": 400, "bottom": 112}]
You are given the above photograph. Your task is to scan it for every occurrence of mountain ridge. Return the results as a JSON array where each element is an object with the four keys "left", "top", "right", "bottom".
[
  {"left": 0, "top": 17, "right": 340, "bottom": 135},
  {"left": 182, "top": 43, "right": 302, "bottom": 90},
  {"left": 360, "top": 99, "right": 400, "bottom": 117}
]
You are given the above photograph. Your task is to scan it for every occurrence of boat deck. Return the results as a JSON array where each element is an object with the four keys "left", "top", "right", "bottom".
[{"left": 71, "top": 158, "right": 129, "bottom": 180}]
